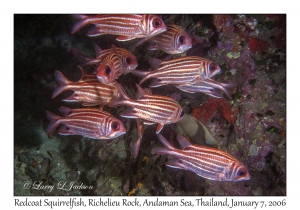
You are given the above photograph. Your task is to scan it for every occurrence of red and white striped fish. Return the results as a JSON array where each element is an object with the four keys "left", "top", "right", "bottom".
[
  {"left": 95, "top": 53, "right": 124, "bottom": 84},
  {"left": 46, "top": 106, "right": 126, "bottom": 139},
  {"left": 72, "top": 43, "right": 138, "bottom": 71},
  {"left": 131, "top": 56, "right": 221, "bottom": 87},
  {"left": 176, "top": 79, "right": 237, "bottom": 99},
  {"left": 71, "top": 14, "right": 167, "bottom": 45},
  {"left": 109, "top": 84, "right": 184, "bottom": 133},
  {"left": 52, "top": 68, "right": 123, "bottom": 107},
  {"left": 147, "top": 24, "right": 192, "bottom": 54},
  {"left": 153, "top": 134, "right": 250, "bottom": 181}
]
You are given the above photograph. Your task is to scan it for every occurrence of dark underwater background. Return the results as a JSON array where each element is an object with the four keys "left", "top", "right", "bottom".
[{"left": 14, "top": 14, "right": 286, "bottom": 196}]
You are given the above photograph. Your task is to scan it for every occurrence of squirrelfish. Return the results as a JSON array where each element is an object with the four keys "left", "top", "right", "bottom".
[
  {"left": 131, "top": 56, "right": 221, "bottom": 87},
  {"left": 147, "top": 24, "right": 192, "bottom": 54},
  {"left": 153, "top": 134, "right": 250, "bottom": 181},
  {"left": 71, "top": 14, "right": 167, "bottom": 45},
  {"left": 52, "top": 67, "right": 123, "bottom": 107},
  {"left": 46, "top": 106, "right": 126, "bottom": 139},
  {"left": 109, "top": 84, "right": 184, "bottom": 133},
  {"left": 72, "top": 43, "right": 138, "bottom": 71}
]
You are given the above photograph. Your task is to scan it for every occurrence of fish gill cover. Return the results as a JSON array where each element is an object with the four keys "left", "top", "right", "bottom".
[{"left": 14, "top": 14, "right": 286, "bottom": 196}]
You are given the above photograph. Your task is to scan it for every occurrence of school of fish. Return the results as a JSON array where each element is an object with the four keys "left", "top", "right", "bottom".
[{"left": 46, "top": 14, "right": 250, "bottom": 182}]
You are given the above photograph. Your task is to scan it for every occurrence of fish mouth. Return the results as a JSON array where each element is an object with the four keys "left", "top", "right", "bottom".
[{"left": 97, "top": 75, "right": 108, "bottom": 84}]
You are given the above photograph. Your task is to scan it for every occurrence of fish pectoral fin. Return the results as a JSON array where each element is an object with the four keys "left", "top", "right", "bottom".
[
  {"left": 166, "top": 159, "right": 186, "bottom": 170},
  {"left": 117, "top": 35, "right": 136, "bottom": 41},
  {"left": 156, "top": 123, "right": 164, "bottom": 133}
]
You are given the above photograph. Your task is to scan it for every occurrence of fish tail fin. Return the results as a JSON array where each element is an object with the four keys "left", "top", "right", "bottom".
[
  {"left": 52, "top": 70, "right": 71, "bottom": 98},
  {"left": 221, "top": 82, "right": 237, "bottom": 100},
  {"left": 108, "top": 82, "right": 131, "bottom": 107},
  {"left": 45, "top": 110, "right": 61, "bottom": 136},
  {"left": 71, "top": 15, "right": 91, "bottom": 34},
  {"left": 70, "top": 47, "right": 91, "bottom": 64}
]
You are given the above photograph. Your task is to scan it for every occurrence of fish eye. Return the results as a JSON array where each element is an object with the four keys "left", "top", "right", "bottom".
[
  {"left": 152, "top": 18, "right": 162, "bottom": 28},
  {"left": 111, "top": 121, "right": 120, "bottom": 130},
  {"left": 126, "top": 57, "right": 131, "bottom": 65},
  {"left": 237, "top": 169, "right": 246, "bottom": 176},
  {"left": 179, "top": 35, "right": 186, "bottom": 44},
  {"left": 105, "top": 66, "right": 111, "bottom": 75},
  {"left": 209, "top": 63, "right": 217, "bottom": 72}
]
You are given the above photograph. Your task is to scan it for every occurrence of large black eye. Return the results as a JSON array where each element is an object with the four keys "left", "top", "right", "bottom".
[
  {"left": 152, "top": 18, "right": 162, "bottom": 28},
  {"left": 209, "top": 63, "right": 217, "bottom": 72},
  {"left": 178, "top": 35, "right": 186, "bottom": 44},
  {"left": 111, "top": 121, "right": 120, "bottom": 130},
  {"left": 105, "top": 67, "right": 111, "bottom": 75},
  {"left": 126, "top": 57, "right": 131, "bottom": 65},
  {"left": 238, "top": 169, "right": 245, "bottom": 176}
]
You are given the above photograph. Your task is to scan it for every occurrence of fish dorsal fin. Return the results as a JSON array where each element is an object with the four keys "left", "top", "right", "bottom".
[
  {"left": 136, "top": 84, "right": 146, "bottom": 98},
  {"left": 176, "top": 134, "right": 192, "bottom": 149},
  {"left": 148, "top": 58, "right": 162, "bottom": 69},
  {"left": 110, "top": 44, "right": 117, "bottom": 53},
  {"left": 93, "top": 43, "right": 102, "bottom": 57},
  {"left": 58, "top": 106, "right": 72, "bottom": 116}
]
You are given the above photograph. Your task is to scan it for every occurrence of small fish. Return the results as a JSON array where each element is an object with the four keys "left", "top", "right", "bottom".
[
  {"left": 109, "top": 84, "right": 184, "bottom": 133},
  {"left": 147, "top": 25, "right": 192, "bottom": 54},
  {"left": 176, "top": 79, "right": 236, "bottom": 99},
  {"left": 153, "top": 134, "right": 250, "bottom": 181},
  {"left": 71, "top": 14, "right": 167, "bottom": 45},
  {"left": 131, "top": 56, "right": 221, "bottom": 87},
  {"left": 72, "top": 43, "right": 138, "bottom": 71},
  {"left": 46, "top": 106, "right": 126, "bottom": 139},
  {"left": 96, "top": 53, "right": 123, "bottom": 84},
  {"left": 52, "top": 68, "right": 123, "bottom": 107}
]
